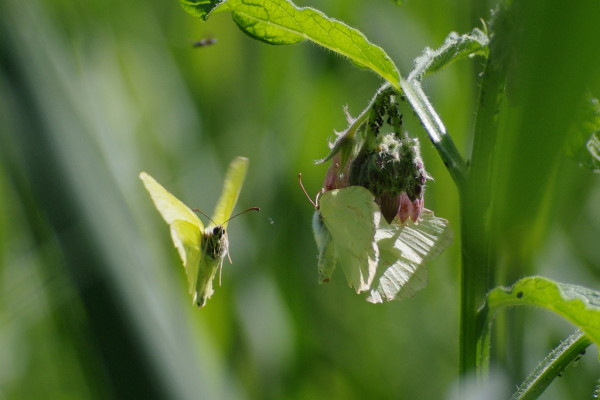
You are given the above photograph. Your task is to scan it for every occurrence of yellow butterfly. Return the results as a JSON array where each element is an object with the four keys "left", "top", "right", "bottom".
[{"left": 140, "top": 157, "right": 257, "bottom": 308}]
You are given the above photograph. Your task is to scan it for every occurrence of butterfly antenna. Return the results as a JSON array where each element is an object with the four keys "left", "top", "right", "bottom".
[
  {"left": 222, "top": 207, "right": 260, "bottom": 225},
  {"left": 193, "top": 208, "right": 217, "bottom": 225},
  {"left": 298, "top": 173, "right": 317, "bottom": 208}
]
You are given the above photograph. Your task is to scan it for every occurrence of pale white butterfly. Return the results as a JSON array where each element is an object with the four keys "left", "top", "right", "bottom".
[{"left": 300, "top": 175, "right": 453, "bottom": 302}]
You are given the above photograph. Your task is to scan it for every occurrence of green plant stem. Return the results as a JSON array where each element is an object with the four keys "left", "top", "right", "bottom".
[
  {"left": 400, "top": 78, "right": 468, "bottom": 189},
  {"left": 458, "top": 6, "right": 510, "bottom": 383}
]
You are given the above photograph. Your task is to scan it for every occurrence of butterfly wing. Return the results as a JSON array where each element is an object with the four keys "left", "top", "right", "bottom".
[
  {"left": 319, "top": 186, "right": 380, "bottom": 293},
  {"left": 211, "top": 157, "right": 249, "bottom": 229},
  {"left": 312, "top": 210, "right": 336, "bottom": 283},
  {"left": 140, "top": 172, "right": 204, "bottom": 228},
  {"left": 140, "top": 172, "right": 204, "bottom": 299},
  {"left": 170, "top": 220, "right": 202, "bottom": 297},
  {"left": 195, "top": 255, "right": 222, "bottom": 308},
  {"left": 367, "top": 209, "right": 453, "bottom": 303}
]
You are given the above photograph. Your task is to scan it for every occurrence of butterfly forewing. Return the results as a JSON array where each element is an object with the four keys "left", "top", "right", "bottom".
[
  {"left": 139, "top": 172, "right": 204, "bottom": 229},
  {"left": 140, "top": 172, "right": 205, "bottom": 298},
  {"left": 211, "top": 157, "right": 249, "bottom": 229},
  {"left": 319, "top": 186, "right": 380, "bottom": 293}
]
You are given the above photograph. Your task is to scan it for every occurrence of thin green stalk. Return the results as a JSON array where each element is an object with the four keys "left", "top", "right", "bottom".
[{"left": 511, "top": 331, "right": 591, "bottom": 400}]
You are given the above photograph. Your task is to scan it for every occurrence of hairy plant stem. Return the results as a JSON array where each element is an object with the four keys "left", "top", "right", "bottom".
[{"left": 511, "top": 331, "right": 591, "bottom": 400}]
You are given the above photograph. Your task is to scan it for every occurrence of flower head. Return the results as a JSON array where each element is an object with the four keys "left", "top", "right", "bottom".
[{"left": 349, "top": 133, "right": 428, "bottom": 223}]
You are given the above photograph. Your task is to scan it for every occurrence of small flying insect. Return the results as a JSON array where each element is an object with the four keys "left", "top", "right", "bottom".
[{"left": 193, "top": 38, "right": 218, "bottom": 48}]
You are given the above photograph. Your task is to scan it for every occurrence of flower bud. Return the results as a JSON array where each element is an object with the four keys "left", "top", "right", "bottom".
[
  {"left": 323, "top": 152, "right": 350, "bottom": 191},
  {"left": 349, "top": 133, "right": 428, "bottom": 223}
]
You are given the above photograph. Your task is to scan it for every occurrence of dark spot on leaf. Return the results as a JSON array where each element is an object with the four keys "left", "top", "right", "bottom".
[
  {"left": 558, "top": 373, "right": 562, "bottom": 377},
  {"left": 517, "top": 291, "right": 523, "bottom": 298},
  {"left": 581, "top": 349, "right": 586, "bottom": 355},
  {"left": 575, "top": 356, "right": 581, "bottom": 362}
]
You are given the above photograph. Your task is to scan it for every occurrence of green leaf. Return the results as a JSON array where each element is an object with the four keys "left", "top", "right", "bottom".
[
  {"left": 179, "top": 0, "right": 228, "bottom": 20},
  {"left": 511, "top": 330, "right": 592, "bottom": 400},
  {"left": 205, "top": 0, "right": 400, "bottom": 86},
  {"left": 408, "top": 28, "right": 489, "bottom": 81},
  {"left": 483, "top": 277, "right": 600, "bottom": 349}
]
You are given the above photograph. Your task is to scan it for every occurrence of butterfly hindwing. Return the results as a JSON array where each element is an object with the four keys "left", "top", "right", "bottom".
[
  {"left": 318, "top": 186, "right": 380, "bottom": 293},
  {"left": 312, "top": 211, "right": 336, "bottom": 283},
  {"left": 195, "top": 252, "right": 222, "bottom": 308},
  {"left": 367, "top": 209, "right": 453, "bottom": 303},
  {"left": 170, "top": 219, "right": 202, "bottom": 297}
]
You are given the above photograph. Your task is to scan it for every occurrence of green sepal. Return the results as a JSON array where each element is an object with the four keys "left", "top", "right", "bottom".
[
  {"left": 409, "top": 27, "right": 489, "bottom": 81},
  {"left": 315, "top": 134, "right": 356, "bottom": 167}
]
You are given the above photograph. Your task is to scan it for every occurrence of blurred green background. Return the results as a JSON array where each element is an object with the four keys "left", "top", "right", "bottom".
[{"left": 1, "top": 0, "right": 600, "bottom": 398}]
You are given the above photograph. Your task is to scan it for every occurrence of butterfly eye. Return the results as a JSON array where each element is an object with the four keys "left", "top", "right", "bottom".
[{"left": 213, "top": 226, "right": 224, "bottom": 237}]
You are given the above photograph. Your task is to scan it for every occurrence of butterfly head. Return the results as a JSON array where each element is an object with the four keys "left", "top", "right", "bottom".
[{"left": 203, "top": 225, "right": 229, "bottom": 260}]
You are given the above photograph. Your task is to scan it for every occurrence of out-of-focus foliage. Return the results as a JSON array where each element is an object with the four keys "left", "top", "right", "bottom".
[
  {"left": 567, "top": 97, "right": 600, "bottom": 174},
  {"left": 1, "top": 0, "right": 599, "bottom": 399}
]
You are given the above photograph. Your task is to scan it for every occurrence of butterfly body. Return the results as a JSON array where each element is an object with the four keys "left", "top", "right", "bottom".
[{"left": 141, "top": 157, "right": 250, "bottom": 308}]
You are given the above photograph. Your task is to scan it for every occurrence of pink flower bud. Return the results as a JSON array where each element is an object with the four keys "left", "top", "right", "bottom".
[
  {"left": 410, "top": 197, "right": 424, "bottom": 223},
  {"left": 397, "top": 193, "right": 413, "bottom": 224},
  {"left": 323, "top": 152, "right": 349, "bottom": 191}
]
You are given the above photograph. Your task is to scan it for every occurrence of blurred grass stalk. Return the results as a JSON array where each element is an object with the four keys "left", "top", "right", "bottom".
[
  {"left": 0, "top": 0, "right": 245, "bottom": 398},
  {"left": 460, "top": 0, "right": 600, "bottom": 388}
]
